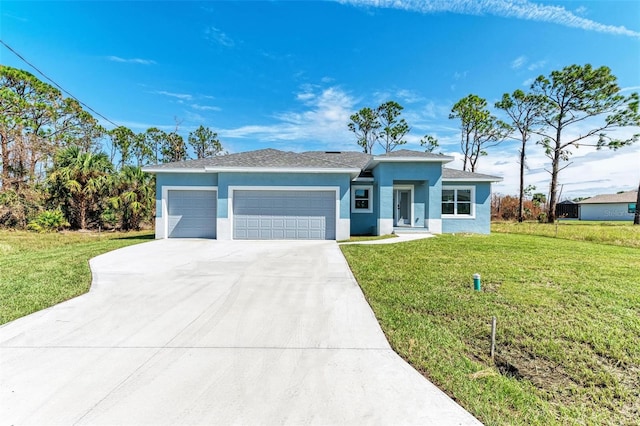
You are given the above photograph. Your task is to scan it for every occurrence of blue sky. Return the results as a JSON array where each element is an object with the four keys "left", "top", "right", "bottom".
[{"left": 1, "top": 0, "right": 639, "bottom": 199}]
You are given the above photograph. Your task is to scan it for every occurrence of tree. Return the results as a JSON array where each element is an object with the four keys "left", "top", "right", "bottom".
[
  {"left": 0, "top": 65, "right": 102, "bottom": 189},
  {"left": 420, "top": 135, "right": 439, "bottom": 153},
  {"left": 348, "top": 107, "right": 380, "bottom": 154},
  {"left": 108, "top": 165, "right": 154, "bottom": 230},
  {"left": 188, "top": 125, "right": 224, "bottom": 159},
  {"left": 47, "top": 146, "right": 113, "bottom": 229},
  {"left": 108, "top": 126, "right": 136, "bottom": 169},
  {"left": 496, "top": 89, "right": 541, "bottom": 222},
  {"left": 531, "top": 64, "right": 640, "bottom": 223},
  {"left": 144, "top": 127, "right": 166, "bottom": 164},
  {"left": 449, "top": 94, "right": 509, "bottom": 172},
  {"left": 377, "top": 101, "right": 409, "bottom": 152},
  {"left": 161, "top": 132, "right": 187, "bottom": 163}
]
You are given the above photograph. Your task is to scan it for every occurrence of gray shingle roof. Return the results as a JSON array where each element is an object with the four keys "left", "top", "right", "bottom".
[
  {"left": 145, "top": 148, "right": 362, "bottom": 170},
  {"left": 301, "top": 151, "right": 372, "bottom": 169},
  {"left": 578, "top": 191, "right": 638, "bottom": 204},
  {"left": 375, "top": 149, "right": 451, "bottom": 159},
  {"left": 442, "top": 168, "right": 502, "bottom": 181},
  {"left": 144, "top": 149, "right": 502, "bottom": 183}
]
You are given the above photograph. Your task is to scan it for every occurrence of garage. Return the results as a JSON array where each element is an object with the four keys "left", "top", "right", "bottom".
[
  {"left": 167, "top": 189, "right": 217, "bottom": 238},
  {"left": 233, "top": 190, "right": 336, "bottom": 240}
]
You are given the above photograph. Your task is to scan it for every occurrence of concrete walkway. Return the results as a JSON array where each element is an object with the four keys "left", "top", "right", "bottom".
[
  {"left": 0, "top": 240, "right": 480, "bottom": 425},
  {"left": 339, "top": 233, "right": 435, "bottom": 245}
]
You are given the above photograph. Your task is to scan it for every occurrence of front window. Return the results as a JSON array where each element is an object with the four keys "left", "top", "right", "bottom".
[
  {"left": 629, "top": 203, "right": 637, "bottom": 214},
  {"left": 352, "top": 185, "right": 373, "bottom": 213},
  {"left": 442, "top": 186, "right": 474, "bottom": 217}
]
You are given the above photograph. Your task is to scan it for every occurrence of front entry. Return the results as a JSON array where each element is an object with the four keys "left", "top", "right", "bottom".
[{"left": 393, "top": 188, "right": 412, "bottom": 226}]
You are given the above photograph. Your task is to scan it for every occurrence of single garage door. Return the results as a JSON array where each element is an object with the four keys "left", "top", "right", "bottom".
[
  {"left": 167, "top": 189, "right": 217, "bottom": 238},
  {"left": 233, "top": 190, "right": 336, "bottom": 240}
]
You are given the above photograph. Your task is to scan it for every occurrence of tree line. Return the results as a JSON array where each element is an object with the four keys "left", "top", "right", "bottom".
[
  {"left": 348, "top": 64, "right": 640, "bottom": 223},
  {"left": 0, "top": 65, "right": 225, "bottom": 231}
]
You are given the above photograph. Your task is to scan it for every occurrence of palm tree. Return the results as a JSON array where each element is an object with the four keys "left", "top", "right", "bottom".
[
  {"left": 47, "top": 146, "right": 113, "bottom": 229},
  {"left": 109, "top": 165, "right": 154, "bottom": 230}
]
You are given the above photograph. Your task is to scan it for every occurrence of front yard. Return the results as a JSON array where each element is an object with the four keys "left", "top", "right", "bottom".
[
  {"left": 341, "top": 228, "right": 640, "bottom": 425},
  {"left": 0, "top": 230, "right": 153, "bottom": 325}
]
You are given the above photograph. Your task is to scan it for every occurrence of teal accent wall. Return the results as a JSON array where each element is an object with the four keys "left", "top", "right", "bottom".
[
  {"left": 216, "top": 172, "right": 351, "bottom": 219},
  {"left": 378, "top": 162, "right": 442, "bottom": 222},
  {"left": 442, "top": 181, "right": 492, "bottom": 234},
  {"left": 350, "top": 183, "right": 378, "bottom": 235},
  {"left": 155, "top": 173, "right": 218, "bottom": 218}
]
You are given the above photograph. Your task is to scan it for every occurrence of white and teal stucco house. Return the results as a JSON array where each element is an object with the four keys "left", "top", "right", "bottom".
[{"left": 143, "top": 148, "right": 501, "bottom": 240}]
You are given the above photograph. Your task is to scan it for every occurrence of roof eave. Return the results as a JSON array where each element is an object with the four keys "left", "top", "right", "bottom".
[
  {"left": 443, "top": 177, "right": 503, "bottom": 182},
  {"left": 367, "top": 156, "right": 454, "bottom": 169},
  {"left": 142, "top": 167, "right": 207, "bottom": 174}
]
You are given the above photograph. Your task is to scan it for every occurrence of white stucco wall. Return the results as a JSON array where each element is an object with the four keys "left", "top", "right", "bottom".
[{"left": 579, "top": 203, "right": 635, "bottom": 221}]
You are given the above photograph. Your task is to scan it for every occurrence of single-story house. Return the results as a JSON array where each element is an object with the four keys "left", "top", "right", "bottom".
[
  {"left": 143, "top": 148, "right": 502, "bottom": 240},
  {"left": 578, "top": 190, "right": 638, "bottom": 221}
]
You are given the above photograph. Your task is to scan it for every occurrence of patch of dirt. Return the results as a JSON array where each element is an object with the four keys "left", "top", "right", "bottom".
[{"left": 492, "top": 349, "right": 577, "bottom": 390}]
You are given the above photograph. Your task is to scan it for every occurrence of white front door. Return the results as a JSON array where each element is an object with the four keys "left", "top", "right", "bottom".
[{"left": 394, "top": 189, "right": 412, "bottom": 226}]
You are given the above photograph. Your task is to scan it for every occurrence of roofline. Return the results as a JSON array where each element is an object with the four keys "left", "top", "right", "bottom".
[
  {"left": 143, "top": 167, "right": 206, "bottom": 174},
  {"left": 443, "top": 177, "right": 503, "bottom": 182},
  {"left": 144, "top": 166, "right": 361, "bottom": 177},
  {"left": 578, "top": 200, "right": 635, "bottom": 204},
  {"left": 371, "top": 156, "right": 454, "bottom": 163},
  {"left": 366, "top": 156, "right": 454, "bottom": 169},
  {"left": 204, "top": 166, "right": 360, "bottom": 175}
]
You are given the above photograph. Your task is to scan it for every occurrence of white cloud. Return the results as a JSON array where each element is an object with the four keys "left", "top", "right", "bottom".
[
  {"left": 219, "top": 86, "right": 357, "bottom": 149},
  {"left": 511, "top": 55, "right": 527, "bottom": 69},
  {"left": 107, "top": 56, "right": 156, "bottom": 65},
  {"left": 153, "top": 90, "right": 194, "bottom": 101},
  {"left": 527, "top": 60, "right": 546, "bottom": 71},
  {"left": 205, "top": 26, "right": 235, "bottom": 47},
  {"left": 339, "top": 0, "right": 640, "bottom": 38},
  {"left": 621, "top": 86, "right": 640, "bottom": 93},
  {"left": 191, "top": 104, "right": 221, "bottom": 112},
  {"left": 374, "top": 88, "right": 424, "bottom": 104},
  {"left": 396, "top": 89, "right": 424, "bottom": 104},
  {"left": 522, "top": 77, "right": 535, "bottom": 87}
]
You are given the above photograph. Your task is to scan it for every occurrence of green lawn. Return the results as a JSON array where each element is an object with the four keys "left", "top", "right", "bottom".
[
  {"left": 493, "top": 220, "right": 640, "bottom": 248},
  {"left": 0, "top": 230, "right": 154, "bottom": 325},
  {"left": 341, "top": 230, "right": 640, "bottom": 425}
]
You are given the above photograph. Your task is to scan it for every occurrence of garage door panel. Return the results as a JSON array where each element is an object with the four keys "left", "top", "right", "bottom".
[
  {"left": 168, "top": 190, "right": 216, "bottom": 239},
  {"left": 233, "top": 190, "right": 335, "bottom": 240}
]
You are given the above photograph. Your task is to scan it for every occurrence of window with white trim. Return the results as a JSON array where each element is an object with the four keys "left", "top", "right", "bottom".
[
  {"left": 351, "top": 185, "right": 373, "bottom": 213},
  {"left": 442, "top": 186, "right": 475, "bottom": 217}
]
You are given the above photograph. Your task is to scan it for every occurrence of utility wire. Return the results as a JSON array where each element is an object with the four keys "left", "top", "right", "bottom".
[{"left": 0, "top": 39, "right": 121, "bottom": 129}]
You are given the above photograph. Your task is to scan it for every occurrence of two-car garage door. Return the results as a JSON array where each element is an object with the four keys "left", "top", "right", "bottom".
[
  {"left": 233, "top": 190, "right": 336, "bottom": 240},
  {"left": 166, "top": 189, "right": 336, "bottom": 240}
]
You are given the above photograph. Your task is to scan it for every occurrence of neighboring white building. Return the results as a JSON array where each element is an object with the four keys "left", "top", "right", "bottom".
[{"left": 578, "top": 191, "right": 638, "bottom": 221}]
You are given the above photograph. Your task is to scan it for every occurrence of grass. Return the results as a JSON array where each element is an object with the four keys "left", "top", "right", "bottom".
[
  {"left": 0, "top": 230, "right": 154, "bottom": 325},
  {"left": 338, "top": 234, "right": 398, "bottom": 243},
  {"left": 341, "top": 229, "right": 640, "bottom": 425},
  {"left": 492, "top": 220, "right": 640, "bottom": 248}
]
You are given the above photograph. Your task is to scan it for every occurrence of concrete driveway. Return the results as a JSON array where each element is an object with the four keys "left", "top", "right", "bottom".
[{"left": 0, "top": 240, "right": 480, "bottom": 425}]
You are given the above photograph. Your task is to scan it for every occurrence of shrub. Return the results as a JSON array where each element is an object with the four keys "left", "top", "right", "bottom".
[{"left": 27, "top": 210, "right": 69, "bottom": 233}]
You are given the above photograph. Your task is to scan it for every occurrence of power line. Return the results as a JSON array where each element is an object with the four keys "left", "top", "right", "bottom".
[{"left": 0, "top": 39, "right": 121, "bottom": 129}]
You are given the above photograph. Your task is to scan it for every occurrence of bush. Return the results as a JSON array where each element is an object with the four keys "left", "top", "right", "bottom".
[
  {"left": 0, "top": 188, "right": 44, "bottom": 229},
  {"left": 27, "top": 210, "right": 69, "bottom": 233},
  {"left": 537, "top": 212, "right": 547, "bottom": 223}
]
